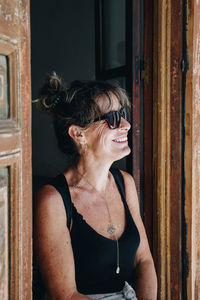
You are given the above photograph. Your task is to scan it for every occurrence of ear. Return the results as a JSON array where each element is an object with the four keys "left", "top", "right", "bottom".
[{"left": 68, "top": 125, "right": 86, "bottom": 144}]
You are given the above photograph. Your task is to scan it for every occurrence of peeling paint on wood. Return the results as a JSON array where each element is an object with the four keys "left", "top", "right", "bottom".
[
  {"left": 193, "top": 9, "right": 200, "bottom": 300},
  {"left": 0, "top": 0, "right": 27, "bottom": 41},
  {"left": 171, "top": 59, "right": 179, "bottom": 96},
  {"left": 0, "top": 183, "right": 8, "bottom": 299},
  {"left": 0, "top": 0, "right": 32, "bottom": 299}
]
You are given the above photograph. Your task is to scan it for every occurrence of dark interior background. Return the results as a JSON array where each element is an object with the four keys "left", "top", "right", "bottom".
[
  {"left": 31, "top": 0, "right": 157, "bottom": 280},
  {"left": 31, "top": 0, "right": 129, "bottom": 193},
  {"left": 31, "top": 0, "right": 95, "bottom": 183}
]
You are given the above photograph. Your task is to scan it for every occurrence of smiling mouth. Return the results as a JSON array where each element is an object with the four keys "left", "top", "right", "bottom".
[{"left": 113, "top": 137, "right": 128, "bottom": 143}]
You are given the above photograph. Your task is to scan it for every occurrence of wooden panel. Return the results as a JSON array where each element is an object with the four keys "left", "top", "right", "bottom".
[
  {"left": 0, "top": 0, "right": 32, "bottom": 299},
  {"left": 0, "top": 132, "right": 20, "bottom": 155},
  {"left": 0, "top": 153, "right": 20, "bottom": 300},
  {"left": 0, "top": 166, "right": 9, "bottom": 299},
  {"left": 169, "top": 1, "right": 183, "bottom": 298},
  {"left": 153, "top": 0, "right": 183, "bottom": 299},
  {"left": 131, "top": 0, "right": 141, "bottom": 197},
  {"left": 19, "top": 1, "right": 32, "bottom": 298},
  {"left": 185, "top": 0, "right": 200, "bottom": 299},
  {"left": 153, "top": 2, "right": 171, "bottom": 298},
  {"left": 0, "top": 1, "right": 22, "bottom": 40},
  {"left": 143, "top": 0, "right": 153, "bottom": 249},
  {"left": 185, "top": 1, "right": 193, "bottom": 299},
  {"left": 0, "top": 40, "right": 19, "bottom": 131}
]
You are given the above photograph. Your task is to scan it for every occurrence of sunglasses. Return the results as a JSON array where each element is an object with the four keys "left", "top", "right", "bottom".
[{"left": 94, "top": 107, "right": 129, "bottom": 129}]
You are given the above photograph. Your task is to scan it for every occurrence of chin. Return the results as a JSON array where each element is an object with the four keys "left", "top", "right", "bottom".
[{"left": 113, "top": 145, "right": 131, "bottom": 160}]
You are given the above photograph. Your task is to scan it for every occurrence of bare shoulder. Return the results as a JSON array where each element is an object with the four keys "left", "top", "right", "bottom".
[
  {"left": 119, "top": 169, "right": 136, "bottom": 187},
  {"left": 34, "top": 183, "right": 67, "bottom": 235},
  {"left": 34, "top": 184, "right": 77, "bottom": 298},
  {"left": 36, "top": 183, "right": 62, "bottom": 203},
  {"left": 35, "top": 184, "right": 66, "bottom": 212}
]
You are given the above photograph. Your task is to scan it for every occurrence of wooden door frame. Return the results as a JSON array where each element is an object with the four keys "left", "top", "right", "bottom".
[
  {"left": 0, "top": 0, "right": 32, "bottom": 298},
  {"left": 20, "top": 1, "right": 32, "bottom": 298},
  {"left": 153, "top": 0, "right": 184, "bottom": 299},
  {"left": 143, "top": 0, "right": 154, "bottom": 249},
  {"left": 185, "top": 1, "right": 200, "bottom": 299},
  {"left": 142, "top": 0, "right": 200, "bottom": 299}
]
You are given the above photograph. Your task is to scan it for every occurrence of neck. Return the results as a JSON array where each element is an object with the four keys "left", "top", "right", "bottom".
[{"left": 75, "top": 155, "right": 113, "bottom": 193}]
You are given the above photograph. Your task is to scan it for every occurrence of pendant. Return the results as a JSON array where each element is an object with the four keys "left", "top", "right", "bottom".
[
  {"left": 107, "top": 225, "right": 116, "bottom": 235},
  {"left": 116, "top": 266, "right": 120, "bottom": 274}
]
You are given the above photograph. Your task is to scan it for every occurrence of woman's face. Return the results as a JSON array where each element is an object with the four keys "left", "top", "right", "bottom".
[{"left": 84, "top": 93, "right": 131, "bottom": 163}]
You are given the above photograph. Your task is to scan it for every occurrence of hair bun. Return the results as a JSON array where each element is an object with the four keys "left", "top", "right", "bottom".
[{"left": 37, "top": 72, "right": 67, "bottom": 113}]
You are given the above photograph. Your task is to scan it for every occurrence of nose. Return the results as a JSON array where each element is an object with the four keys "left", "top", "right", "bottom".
[{"left": 119, "top": 117, "right": 131, "bottom": 131}]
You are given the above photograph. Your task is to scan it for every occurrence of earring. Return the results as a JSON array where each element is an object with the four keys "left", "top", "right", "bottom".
[{"left": 81, "top": 143, "right": 88, "bottom": 155}]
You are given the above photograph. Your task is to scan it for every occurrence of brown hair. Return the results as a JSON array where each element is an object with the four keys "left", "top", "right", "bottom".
[{"left": 36, "top": 72, "right": 130, "bottom": 165}]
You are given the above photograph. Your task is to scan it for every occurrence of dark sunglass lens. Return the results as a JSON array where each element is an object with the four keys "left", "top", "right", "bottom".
[
  {"left": 120, "top": 107, "right": 127, "bottom": 119},
  {"left": 107, "top": 113, "right": 116, "bottom": 129},
  {"left": 115, "top": 111, "right": 121, "bottom": 127},
  {"left": 105, "top": 111, "right": 120, "bottom": 129}
]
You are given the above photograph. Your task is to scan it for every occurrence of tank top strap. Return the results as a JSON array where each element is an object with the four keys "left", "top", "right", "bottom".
[
  {"left": 110, "top": 168, "right": 136, "bottom": 227},
  {"left": 49, "top": 174, "right": 72, "bottom": 229},
  {"left": 110, "top": 168, "right": 126, "bottom": 203}
]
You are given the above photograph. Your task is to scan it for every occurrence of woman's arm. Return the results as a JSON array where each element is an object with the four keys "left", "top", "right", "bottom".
[
  {"left": 121, "top": 171, "right": 157, "bottom": 300},
  {"left": 34, "top": 185, "right": 91, "bottom": 300}
]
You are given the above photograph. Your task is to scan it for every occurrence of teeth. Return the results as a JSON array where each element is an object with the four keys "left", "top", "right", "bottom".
[{"left": 114, "top": 137, "right": 127, "bottom": 142}]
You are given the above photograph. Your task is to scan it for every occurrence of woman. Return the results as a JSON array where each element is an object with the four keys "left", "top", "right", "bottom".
[{"left": 34, "top": 73, "right": 157, "bottom": 300}]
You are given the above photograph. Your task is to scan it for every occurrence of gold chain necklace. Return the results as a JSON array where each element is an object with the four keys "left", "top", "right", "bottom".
[{"left": 72, "top": 168, "right": 120, "bottom": 274}]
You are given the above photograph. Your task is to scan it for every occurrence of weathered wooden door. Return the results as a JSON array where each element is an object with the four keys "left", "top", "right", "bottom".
[{"left": 0, "top": 1, "right": 32, "bottom": 299}]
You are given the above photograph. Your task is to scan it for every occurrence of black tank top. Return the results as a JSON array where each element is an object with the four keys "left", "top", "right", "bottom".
[{"left": 50, "top": 168, "right": 140, "bottom": 294}]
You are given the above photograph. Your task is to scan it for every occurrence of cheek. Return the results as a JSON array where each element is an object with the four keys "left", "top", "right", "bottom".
[{"left": 90, "top": 124, "right": 112, "bottom": 149}]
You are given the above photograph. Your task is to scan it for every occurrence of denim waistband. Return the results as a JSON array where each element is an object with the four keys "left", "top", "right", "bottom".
[{"left": 87, "top": 281, "right": 137, "bottom": 300}]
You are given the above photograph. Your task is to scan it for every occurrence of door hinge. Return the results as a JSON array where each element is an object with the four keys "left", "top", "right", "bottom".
[
  {"left": 181, "top": 58, "right": 186, "bottom": 72},
  {"left": 180, "top": 57, "right": 189, "bottom": 73}
]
